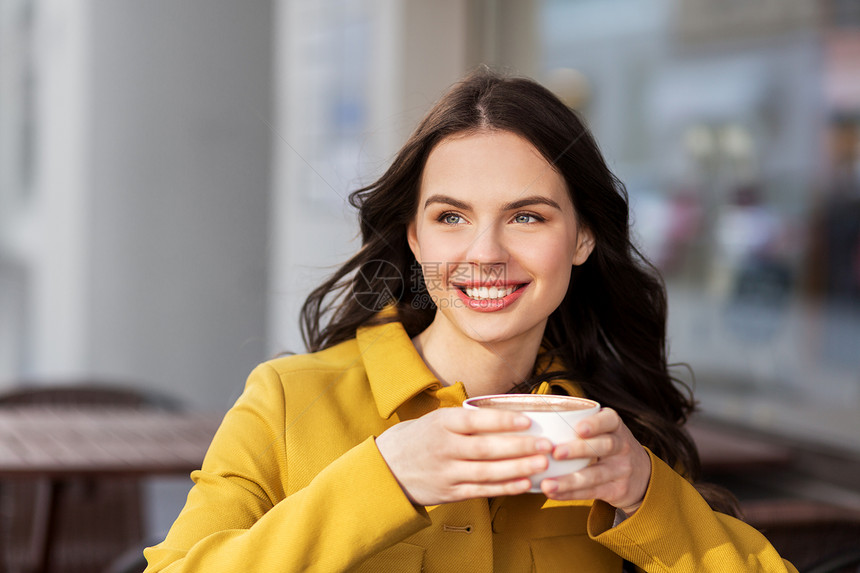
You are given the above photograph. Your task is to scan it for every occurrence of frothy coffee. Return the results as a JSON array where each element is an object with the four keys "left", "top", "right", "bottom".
[{"left": 467, "top": 396, "right": 596, "bottom": 412}]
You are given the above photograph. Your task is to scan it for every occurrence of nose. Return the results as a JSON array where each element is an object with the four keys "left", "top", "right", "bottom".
[{"left": 464, "top": 224, "right": 509, "bottom": 268}]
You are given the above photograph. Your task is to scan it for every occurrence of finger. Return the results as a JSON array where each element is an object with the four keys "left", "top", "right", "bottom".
[
  {"left": 553, "top": 435, "right": 614, "bottom": 461},
  {"left": 543, "top": 481, "right": 602, "bottom": 502},
  {"left": 453, "top": 478, "right": 533, "bottom": 500},
  {"left": 543, "top": 463, "right": 641, "bottom": 505},
  {"left": 454, "top": 454, "right": 549, "bottom": 484},
  {"left": 446, "top": 408, "right": 531, "bottom": 434},
  {"left": 455, "top": 434, "right": 553, "bottom": 461},
  {"left": 574, "top": 407, "right": 621, "bottom": 438},
  {"left": 556, "top": 461, "right": 616, "bottom": 489},
  {"left": 540, "top": 463, "right": 617, "bottom": 499}
]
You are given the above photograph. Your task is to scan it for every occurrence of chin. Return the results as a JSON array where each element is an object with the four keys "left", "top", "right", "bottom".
[{"left": 455, "top": 315, "right": 546, "bottom": 347}]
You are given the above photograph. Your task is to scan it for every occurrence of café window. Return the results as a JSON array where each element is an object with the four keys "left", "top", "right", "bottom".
[{"left": 540, "top": 0, "right": 860, "bottom": 455}]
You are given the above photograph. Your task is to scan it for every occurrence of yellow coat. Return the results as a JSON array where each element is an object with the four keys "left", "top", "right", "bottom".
[{"left": 144, "top": 320, "right": 797, "bottom": 572}]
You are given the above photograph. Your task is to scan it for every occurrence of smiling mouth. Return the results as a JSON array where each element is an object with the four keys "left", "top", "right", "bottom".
[{"left": 457, "top": 284, "right": 524, "bottom": 300}]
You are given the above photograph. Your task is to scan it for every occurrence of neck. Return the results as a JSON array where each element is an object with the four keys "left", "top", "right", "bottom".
[{"left": 412, "top": 317, "right": 545, "bottom": 397}]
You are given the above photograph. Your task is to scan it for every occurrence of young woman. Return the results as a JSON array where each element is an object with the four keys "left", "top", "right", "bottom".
[{"left": 144, "top": 70, "right": 796, "bottom": 572}]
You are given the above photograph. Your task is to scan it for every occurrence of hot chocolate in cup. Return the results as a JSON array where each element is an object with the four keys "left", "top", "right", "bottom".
[{"left": 462, "top": 394, "right": 601, "bottom": 493}]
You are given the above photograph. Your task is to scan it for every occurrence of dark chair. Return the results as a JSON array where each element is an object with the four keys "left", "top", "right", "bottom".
[
  {"left": 742, "top": 499, "right": 860, "bottom": 573},
  {"left": 0, "top": 383, "right": 181, "bottom": 573}
]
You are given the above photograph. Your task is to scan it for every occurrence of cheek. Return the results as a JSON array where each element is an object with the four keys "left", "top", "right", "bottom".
[
  {"left": 526, "top": 240, "right": 575, "bottom": 292},
  {"left": 414, "top": 231, "right": 465, "bottom": 268},
  {"left": 420, "top": 262, "right": 444, "bottom": 292},
  {"left": 522, "top": 233, "right": 576, "bottom": 270},
  {"left": 544, "top": 255, "right": 574, "bottom": 286}
]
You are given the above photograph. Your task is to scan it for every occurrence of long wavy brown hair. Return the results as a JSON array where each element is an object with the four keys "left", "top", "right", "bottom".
[{"left": 301, "top": 68, "right": 739, "bottom": 516}]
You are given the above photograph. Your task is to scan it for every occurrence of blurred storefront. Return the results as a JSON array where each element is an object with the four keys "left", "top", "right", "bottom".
[{"left": 541, "top": 0, "right": 860, "bottom": 461}]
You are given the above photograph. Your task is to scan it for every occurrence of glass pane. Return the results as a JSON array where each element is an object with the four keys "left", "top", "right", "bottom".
[{"left": 540, "top": 0, "right": 860, "bottom": 454}]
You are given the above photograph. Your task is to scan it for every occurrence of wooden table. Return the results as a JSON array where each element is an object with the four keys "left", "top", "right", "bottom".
[
  {"left": 0, "top": 407, "right": 795, "bottom": 572},
  {"left": 0, "top": 406, "right": 223, "bottom": 573}
]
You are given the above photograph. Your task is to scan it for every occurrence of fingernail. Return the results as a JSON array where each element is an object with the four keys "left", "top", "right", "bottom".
[
  {"left": 577, "top": 424, "right": 591, "bottom": 437},
  {"left": 543, "top": 479, "right": 558, "bottom": 493},
  {"left": 555, "top": 446, "right": 569, "bottom": 459},
  {"left": 535, "top": 439, "right": 552, "bottom": 453},
  {"left": 514, "top": 416, "right": 530, "bottom": 429},
  {"left": 532, "top": 456, "right": 547, "bottom": 471}
]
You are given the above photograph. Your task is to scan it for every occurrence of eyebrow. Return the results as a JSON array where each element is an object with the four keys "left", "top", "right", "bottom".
[{"left": 423, "top": 194, "right": 562, "bottom": 212}]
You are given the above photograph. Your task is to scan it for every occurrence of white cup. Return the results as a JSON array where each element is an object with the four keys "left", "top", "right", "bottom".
[{"left": 462, "top": 394, "right": 601, "bottom": 493}]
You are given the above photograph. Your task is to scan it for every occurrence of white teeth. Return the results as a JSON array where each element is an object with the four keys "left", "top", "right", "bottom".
[{"left": 463, "top": 286, "right": 518, "bottom": 300}]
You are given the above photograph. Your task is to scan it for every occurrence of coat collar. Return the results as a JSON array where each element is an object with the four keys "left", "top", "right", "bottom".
[
  {"left": 355, "top": 311, "right": 585, "bottom": 419},
  {"left": 356, "top": 318, "right": 440, "bottom": 419}
]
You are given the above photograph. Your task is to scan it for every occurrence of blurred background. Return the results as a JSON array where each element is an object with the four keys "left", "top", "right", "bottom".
[{"left": 1, "top": 0, "right": 859, "bottom": 570}]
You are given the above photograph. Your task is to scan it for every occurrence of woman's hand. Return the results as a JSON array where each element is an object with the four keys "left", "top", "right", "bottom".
[
  {"left": 540, "top": 408, "right": 652, "bottom": 516},
  {"left": 375, "top": 408, "right": 553, "bottom": 507}
]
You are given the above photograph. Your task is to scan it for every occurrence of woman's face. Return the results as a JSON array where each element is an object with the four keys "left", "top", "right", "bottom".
[{"left": 407, "top": 130, "right": 593, "bottom": 348}]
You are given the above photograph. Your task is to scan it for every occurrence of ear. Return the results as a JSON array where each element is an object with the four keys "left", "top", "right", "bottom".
[
  {"left": 407, "top": 219, "right": 421, "bottom": 262},
  {"left": 572, "top": 228, "right": 594, "bottom": 266}
]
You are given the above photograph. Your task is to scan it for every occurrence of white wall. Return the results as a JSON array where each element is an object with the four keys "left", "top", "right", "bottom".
[
  {"left": 86, "top": 0, "right": 273, "bottom": 411},
  {"left": 0, "top": 0, "right": 93, "bottom": 381},
  {"left": 0, "top": 0, "right": 273, "bottom": 414}
]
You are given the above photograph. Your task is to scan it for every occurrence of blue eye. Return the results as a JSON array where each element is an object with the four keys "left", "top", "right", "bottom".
[
  {"left": 513, "top": 213, "right": 542, "bottom": 224},
  {"left": 440, "top": 213, "right": 462, "bottom": 225}
]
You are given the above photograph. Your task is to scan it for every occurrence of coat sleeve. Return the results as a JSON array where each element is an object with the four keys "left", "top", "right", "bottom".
[
  {"left": 143, "top": 363, "right": 431, "bottom": 572},
  {"left": 587, "top": 448, "right": 798, "bottom": 572}
]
